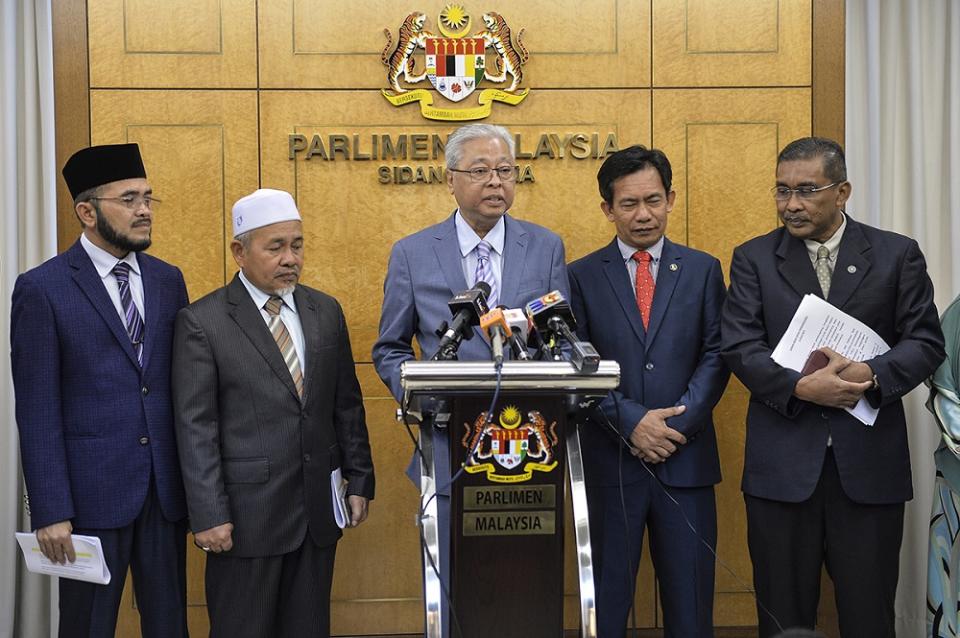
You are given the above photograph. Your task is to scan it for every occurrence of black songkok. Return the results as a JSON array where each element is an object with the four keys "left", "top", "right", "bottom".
[{"left": 62, "top": 143, "right": 147, "bottom": 200}]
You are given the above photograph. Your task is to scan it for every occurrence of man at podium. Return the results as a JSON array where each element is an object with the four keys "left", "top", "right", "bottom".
[
  {"left": 372, "top": 123, "right": 569, "bottom": 637},
  {"left": 569, "top": 145, "right": 729, "bottom": 637}
]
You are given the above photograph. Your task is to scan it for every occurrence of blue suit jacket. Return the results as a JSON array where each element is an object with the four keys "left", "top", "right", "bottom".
[
  {"left": 11, "top": 240, "right": 189, "bottom": 530},
  {"left": 568, "top": 238, "right": 729, "bottom": 488},
  {"left": 372, "top": 212, "right": 569, "bottom": 491},
  {"left": 373, "top": 212, "right": 570, "bottom": 401},
  {"left": 721, "top": 218, "right": 945, "bottom": 504}
]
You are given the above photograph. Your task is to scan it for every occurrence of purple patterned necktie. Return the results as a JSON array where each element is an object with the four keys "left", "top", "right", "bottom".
[
  {"left": 475, "top": 240, "right": 498, "bottom": 308},
  {"left": 112, "top": 262, "right": 145, "bottom": 365}
]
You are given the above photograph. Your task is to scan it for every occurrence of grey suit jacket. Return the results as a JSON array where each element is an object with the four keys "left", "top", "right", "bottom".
[
  {"left": 372, "top": 212, "right": 570, "bottom": 402},
  {"left": 173, "top": 274, "right": 374, "bottom": 557},
  {"left": 372, "top": 212, "right": 569, "bottom": 491}
]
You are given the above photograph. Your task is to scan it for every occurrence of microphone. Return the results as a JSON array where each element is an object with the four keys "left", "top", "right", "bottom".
[
  {"left": 501, "top": 307, "right": 531, "bottom": 360},
  {"left": 524, "top": 290, "right": 601, "bottom": 372},
  {"left": 479, "top": 308, "right": 510, "bottom": 366},
  {"left": 431, "top": 282, "right": 491, "bottom": 361}
]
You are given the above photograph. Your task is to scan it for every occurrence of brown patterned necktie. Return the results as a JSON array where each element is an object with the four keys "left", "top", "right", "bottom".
[{"left": 264, "top": 296, "right": 303, "bottom": 398}]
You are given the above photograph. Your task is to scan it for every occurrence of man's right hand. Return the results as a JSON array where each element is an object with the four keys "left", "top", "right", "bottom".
[
  {"left": 628, "top": 405, "right": 688, "bottom": 464},
  {"left": 37, "top": 520, "right": 75, "bottom": 564},
  {"left": 794, "top": 347, "right": 873, "bottom": 408},
  {"left": 194, "top": 523, "right": 234, "bottom": 554}
]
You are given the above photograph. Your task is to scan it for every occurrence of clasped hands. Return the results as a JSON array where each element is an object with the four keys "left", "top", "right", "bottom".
[
  {"left": 629, "top": 404, "right": 687, "bottom": 464},
  {"left": 794, "top": 347, "right": 874, "bottom": 409}
]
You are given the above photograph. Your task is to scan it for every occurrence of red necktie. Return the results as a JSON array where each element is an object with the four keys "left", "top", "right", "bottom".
[{"left": 631, "top": 251, "right": 655, "bottom": 329}]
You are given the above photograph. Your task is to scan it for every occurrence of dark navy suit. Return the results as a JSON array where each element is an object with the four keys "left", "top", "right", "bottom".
[
  {"left": 569, "top": 237, "right": 728, "bottom": 637},
  {"left": 721, "top": 218, "right": 945, "bottom": 636},
  {"left": 11, "top": 240, "right": 189, "bottom": 637}
]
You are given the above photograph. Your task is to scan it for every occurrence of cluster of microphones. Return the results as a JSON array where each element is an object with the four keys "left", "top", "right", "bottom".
[{"left": 431, "top": 282, "right": 601, "bottom": 373}]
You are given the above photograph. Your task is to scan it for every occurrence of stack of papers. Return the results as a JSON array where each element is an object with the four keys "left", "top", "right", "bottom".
[
  {"left": 771, "top": 294, "right": 890, "bottom": 425},
  {"left": 15, "top": 533, "right": 111, "bottom": 584},
  {"left": 330, "top": 467, "right": 350, "bottom": 529}
]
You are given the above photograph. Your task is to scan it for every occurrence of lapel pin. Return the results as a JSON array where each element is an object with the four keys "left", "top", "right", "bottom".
[
  {"left": 669, "top": 263, "right": 679, "bottom": 272},
  {"left": 847, "top": 265, "right": 857, "bottom": 273}
]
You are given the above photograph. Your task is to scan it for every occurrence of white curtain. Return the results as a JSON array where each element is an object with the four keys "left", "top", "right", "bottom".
[
  {"left": 846, "top": 0, "right": 960, "bottom": 635},
  {"left": 0, "top": 1, "right": 60, "bottom": 637}
]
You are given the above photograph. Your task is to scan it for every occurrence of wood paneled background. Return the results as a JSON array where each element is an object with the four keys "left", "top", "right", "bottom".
[{"left": 52, "top": 1, "right": 844, "bottom": 635}]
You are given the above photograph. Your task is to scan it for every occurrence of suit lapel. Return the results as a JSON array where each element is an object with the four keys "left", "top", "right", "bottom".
[
  {"left": 294, "top": 286, "right": 320, "bottom": 404},
  {"left": 227, "top": 275, "right": 301, "bottom": 402},
  {"left": 644, "top": 239, "right": 682, "bottom": 348},
  {"left": 433, "top": 213, "right": 469, "bottom": 299},
  {"left": 828, "top": 218, "right": 871, "bottom": 310},
  {"left": 67, "top": 241, "right": 141, "bottom": 369},
  {"left": 138, "top": 256, "right": 160, "bottom": 372},
  {"left": 600, "top": 239, "right": 646, "bottom": 344},
  {"left": 776, "top": 229, "right": 823, "bottom": 299},
  {"left": 498, "top": 214, "right": 527, "bottom": 308}
]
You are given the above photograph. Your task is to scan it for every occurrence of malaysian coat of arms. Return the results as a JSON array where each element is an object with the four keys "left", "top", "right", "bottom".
[
  {"left": 380, "top": 5, "right": 530, "bottom": 121},
  {"left": 462, "top": 406, "right": 559, "bottom": 483}
]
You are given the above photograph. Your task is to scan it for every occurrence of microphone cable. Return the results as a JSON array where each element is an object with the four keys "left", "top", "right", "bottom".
[
  {"left": 595, "top": 406, "right": 786, "bottom": 636},
  {"left": 399, "top": 360, "right": 503, "bottom": 638}
]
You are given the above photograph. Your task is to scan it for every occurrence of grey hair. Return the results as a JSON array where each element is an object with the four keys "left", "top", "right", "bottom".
[
  {"left": 235, "top": 230, "right": 253, "bottom": 249},
  {"left": 445, "top": 124, "right": 515, "bottom": 170},
  {"left": 777, "top": 137, "right": 848, "bottom": 183}
]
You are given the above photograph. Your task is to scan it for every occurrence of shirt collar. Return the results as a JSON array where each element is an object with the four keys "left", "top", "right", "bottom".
[
  {"left": 455, "top": 210, "right": 506, "bottom": 257},
  {"left": 617, "top": 235, "right": 664, "bottom": 263},
  {"left": 80, "top": 232, "right": 140, "bottom": 279},
  {"left": 804, "top": 212, "right": 847, "bottom": 260},
  {"left": 238, "top": 270, "right": 298, "bottom": 314}
]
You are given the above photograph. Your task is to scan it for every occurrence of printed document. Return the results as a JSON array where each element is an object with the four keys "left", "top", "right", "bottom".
[
  {"left": 330, "top": 467, "right": 350, "bottom": 529},
  {"left": 16, "top": 532, "right": 111, "bottom": 584},
  {"left": 771, "top": 294, "right": 890, "bottom": 425}
]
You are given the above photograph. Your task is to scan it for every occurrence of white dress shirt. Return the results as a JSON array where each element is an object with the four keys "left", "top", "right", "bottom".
[
  {"left": 80, "top": 232, "right": 145, "bottom": 323},
  {"left": 455, "top": 210, "right": 504, "bottom": 295},
  {"left": 237, "top": 270, "right": 307, "bottom": 375}
]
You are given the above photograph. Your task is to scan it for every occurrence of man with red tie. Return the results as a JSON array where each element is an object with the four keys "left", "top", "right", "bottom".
[{"left": 568, "top": 145, "right": 729, "bottom": 637}]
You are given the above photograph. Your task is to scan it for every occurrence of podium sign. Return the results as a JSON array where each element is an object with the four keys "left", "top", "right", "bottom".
[
  {"left": 451, "top": 395, "right": 566, "bottom": 638},
  {"left": 401, "top": 360, "right": 620, "bottom": 638}
]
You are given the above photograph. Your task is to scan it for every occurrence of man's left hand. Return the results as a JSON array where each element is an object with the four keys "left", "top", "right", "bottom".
[
  {"left": 347, "top": 495, "right": 369, "bottom": 528},
  {"left": 838, "top": 361, "right": 874, "bottom": 385}
]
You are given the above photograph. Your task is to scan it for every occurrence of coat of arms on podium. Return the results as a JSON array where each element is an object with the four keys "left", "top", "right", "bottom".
[
  {"left": 380, "top": 5, "right": 529, "bottom": 121},
  {"left": 462, "top": 406, "right": 559, "bottom": 483}
]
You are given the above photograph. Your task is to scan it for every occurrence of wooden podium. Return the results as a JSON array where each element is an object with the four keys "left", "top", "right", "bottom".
[{"left": 401, "top": 360, "right": 620, "bottom": 638}]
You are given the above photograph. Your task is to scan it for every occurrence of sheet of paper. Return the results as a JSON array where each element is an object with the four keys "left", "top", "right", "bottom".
[
  {"left": 771, "top": 294, "right": 890, "bottom": 425},
  {"left": 16, "top": 532, "right": 111, "bottom": 584},
  {"left": 330, "top": 467, "right": 350, "bottom": 529}
]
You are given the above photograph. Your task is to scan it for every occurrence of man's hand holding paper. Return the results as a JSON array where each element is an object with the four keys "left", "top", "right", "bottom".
[{"left": 794, "top": 347, "right": 873, "bottom": 409}]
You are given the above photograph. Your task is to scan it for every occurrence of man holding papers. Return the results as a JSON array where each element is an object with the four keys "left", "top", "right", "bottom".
[
  {"left": 11, "top": 144, "right": 190, "bottom": 637},
  {"left": 721, "top": 137, "right": 945, "bottom": 637},
  {"left": 172, "top": 189, "right": 374, "bottom": 637}
]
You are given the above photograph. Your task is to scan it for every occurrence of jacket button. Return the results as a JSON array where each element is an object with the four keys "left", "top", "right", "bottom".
[
  {"left": 645, "top": 363, "right": 654, "bottom": 371},
  {"left": 303, "top": 454, "right": 311, "bottom": 463},
  {"left": 139, "top": 436, "right": 149, "bottom": 445},
  {"left": 141, "top": 386, "right": 148, "bottom": 396}
]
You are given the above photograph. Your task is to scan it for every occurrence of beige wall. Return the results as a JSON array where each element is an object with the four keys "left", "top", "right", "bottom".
[{"left": 53, "top": 1, "right": 843, "bottom": 635}]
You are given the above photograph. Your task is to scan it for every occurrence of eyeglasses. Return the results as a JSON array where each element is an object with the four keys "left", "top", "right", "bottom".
[
  {"left": 448, "top": 166, "right": 518, "bottom": 183},
  {"left": 771, "top": 182, "right": 840, "bottom": 201},
  {"left": 89, "top": 194, "right": 162, "bottom": 210}
]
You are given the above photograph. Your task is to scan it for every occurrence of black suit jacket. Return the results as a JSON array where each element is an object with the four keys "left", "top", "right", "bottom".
[
  {"left": 721, "top": 217, "right": 945, "bottom": 504},
  {"left": 172, "top": 275, "right": 374, "bottom": 557}
]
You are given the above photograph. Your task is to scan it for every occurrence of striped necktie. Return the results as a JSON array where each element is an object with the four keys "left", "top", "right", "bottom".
[
  {"left": 112, "top": 262, "right": 145, "bottom": 365},
  {"left": 475, "top": 240, "right": 498, "bottom": 308},
  {"left": 264, "top": 296, "right": 304, "bottom": 399}
]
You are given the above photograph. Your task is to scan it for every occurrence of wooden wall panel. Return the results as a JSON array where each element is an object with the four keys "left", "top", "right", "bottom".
[
  {"left": 259, "top": 89, "right": 651, "bottom": 361},
  {"left": 653, "top": 0, "right": 812, "bottom": 87},
  {"left": 88, "top": 0, "right": 257, "bottom": 88},
  {"left": 653, "top": 87, "right": 810, "bottom": 623},
  {"left": 89, "top": 90, "right": 259, "bottom": 301},
  {"left": 259, "top": 0, "right": 649, "bottom": 89}
]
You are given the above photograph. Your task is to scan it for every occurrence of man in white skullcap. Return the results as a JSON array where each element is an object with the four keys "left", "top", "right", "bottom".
[{"left": 172, "top": 188, "right": 375, "bottom": 638}]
